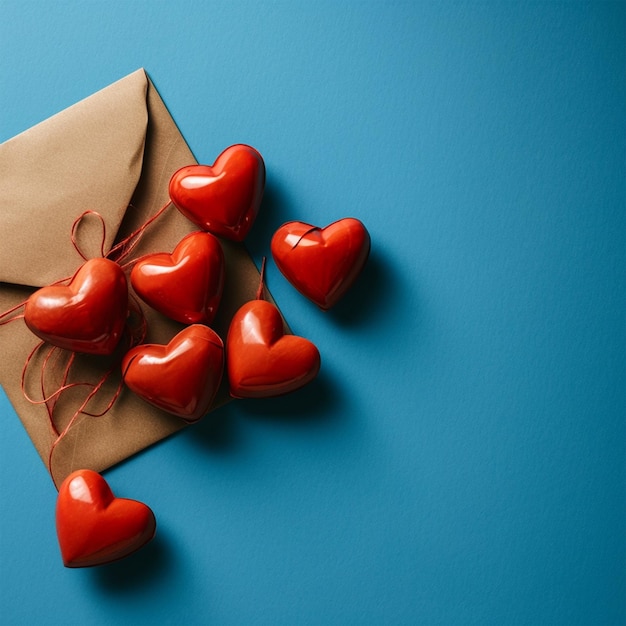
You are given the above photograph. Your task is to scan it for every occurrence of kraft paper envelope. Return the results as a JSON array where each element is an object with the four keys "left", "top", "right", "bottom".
[{"left": 0, "top": 69, "right": 270, "bottom": 487}]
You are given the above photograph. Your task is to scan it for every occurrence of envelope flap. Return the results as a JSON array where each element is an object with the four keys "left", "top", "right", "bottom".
[{"left": 0, "top": 69, "right": 149, "bottom": 287}]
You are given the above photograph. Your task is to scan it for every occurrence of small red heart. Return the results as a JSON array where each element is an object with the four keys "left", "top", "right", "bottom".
[
  {"left": 169, "top": 144, "right": 265, "bottom": 242},
  {"left": 226, "top": 299, "right": 320, "bottom": 398},
  {"left": 24, "top": 258, "right": 128, "bottom": 355},
  {"left": 271, "top": 218, "right": 370, "bottom": 310},
  {"left": 56, "top": 469, "right": 156, "bottom": 568},
  {"left": 122, "top": 324, "right": 224, "bottom": 422},
  {"left": 130, "top": 231, "right": 225, "bottom": 325}
]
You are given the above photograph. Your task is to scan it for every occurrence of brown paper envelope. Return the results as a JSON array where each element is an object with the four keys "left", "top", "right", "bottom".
[{"left": 0, "top": 69, "right": 269, "bottom": 487}]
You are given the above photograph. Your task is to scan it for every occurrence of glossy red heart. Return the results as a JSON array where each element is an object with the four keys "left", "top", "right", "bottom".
[
  {"left": 169, "top": 144, "right": 265, "bottom": 242},
  {"left": 122, "top": 324, "right": 224, "bottom": 422},
  {"left": 24, "top": 258, "right": 128, "bottom": 355},
  {"left": 130, "top": 231, "right": 224, "bottom": 325},
  {"left": 271, "top": 218, "right": 370, "bottom": 310},
  {"left": 226, "top": 299, "right": 320, "bottom": 398},
  {"left": 56, "top": 469, "right": 156, "bottom": 568}
]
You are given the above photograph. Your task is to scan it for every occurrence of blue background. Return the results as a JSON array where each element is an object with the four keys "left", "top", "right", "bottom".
[{"left": 1, "top": 2, "right": 624, "bottom": 625}]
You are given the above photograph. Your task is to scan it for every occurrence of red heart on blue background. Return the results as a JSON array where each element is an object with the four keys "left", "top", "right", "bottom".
[
  {"left": 169, "top": 144, "right": 265, "bottom": 242},
  {"left": 271, "top": 218, "right": 370, "bottom": 310},
  {"left": 56, "top": 469, "right": 156, "bottom": 568},
  {"left": 226, "top": 299, "right": 320, "bottom": 398}
]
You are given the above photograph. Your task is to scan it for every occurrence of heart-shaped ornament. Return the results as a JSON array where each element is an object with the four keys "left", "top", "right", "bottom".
[
  {"left": 169, "top": 144, "right": 265, "bottom": 242},
  {"left": 56, "top": 469, "right": 156, "bottom": 568},
  {"left": 271, "top": 218, "right": 370, "bottom": 310},
  {"left": 130, "top": 231, "right": 224, "bottom": 325},
  {"left": 122, "top": 324, "right": 224, "bottom": 422},
  {"left": 226, "top": 299, "right": 320, "bottom": 398},
  {"left": 24, "top": 258, "right": 128, "bottom": 355}
]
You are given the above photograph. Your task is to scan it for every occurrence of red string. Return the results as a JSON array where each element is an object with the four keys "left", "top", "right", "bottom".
[
  {"left": 68, "top": 201, "right": 172, "bottom": 265},
  {"left": 256, "top": 257, "right": 267, "bottom": 301},
  {"left": 47, "top": 366, "right": 120, "bottom": 475},
  {"left": 70, "top": 210, "right": 107, "bottom": 261},
  {"left": 21, "top": 306, "right": 148, "bottom": 477},
  {"left": 39, "top": 345, "right": 73, "bottom": 436},
  {"left": 21, "top": 343, "right": 103, "bottom": 437},
  {"left": 0, "top": 301, "right": 26, "bottom": 326},
  {"left": 106, "top": 200, "right": 172, "bottom": 264},
  {"left": 21, "top": 343, "right": 79, "bottom": 408},
  {"left": 119, "top": 249, "right": 162, "bottom": 273}
]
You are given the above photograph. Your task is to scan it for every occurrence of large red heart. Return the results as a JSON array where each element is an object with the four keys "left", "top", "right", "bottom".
[
  {"left": 169, "top": 144, "right": 265, "bottom": 242},
  {"left": 56, "top": 469, "right": 156, "bottom": 568},
  {"left": 226, "top": 299, "right": 320, "bottom": 398},
  {"left": 121, "top": 324, "right": 224, "bottom": 422},
  {"left": 130, "top": 231, "right": 224, "bottom": 325},
  {"left": 24, "top": 258, "right": 128, "bottom": 355},
  {"left": 271, "top": 218, "right": 370, "bottom": 310}
]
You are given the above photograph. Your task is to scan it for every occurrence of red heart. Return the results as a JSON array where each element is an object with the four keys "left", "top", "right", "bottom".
[
  {"left": 226, "top": 299, "right": 320, "bottom": 398},
  {"left": 130, "top": 231, "right": 224, "bottom": 325},
  {"left": 169, "top": 144, "right": 265, "bottom": 242},
  {"left": 271, "top": 218, "right": 370, "bottom": 310},
  {"left": 121, "top": 324, "right": 224, "bottom": 422},
  {"left": 56, "top": 469, "right": 156, "bottom": 568},
  {"left": 24, "top": 258, "right": 128, "bottom": 355}
]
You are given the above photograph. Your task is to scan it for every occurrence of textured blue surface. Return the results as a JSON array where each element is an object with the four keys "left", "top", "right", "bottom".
[{"left": 1, "top": 2, "right": 624, "bottom": 625}]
